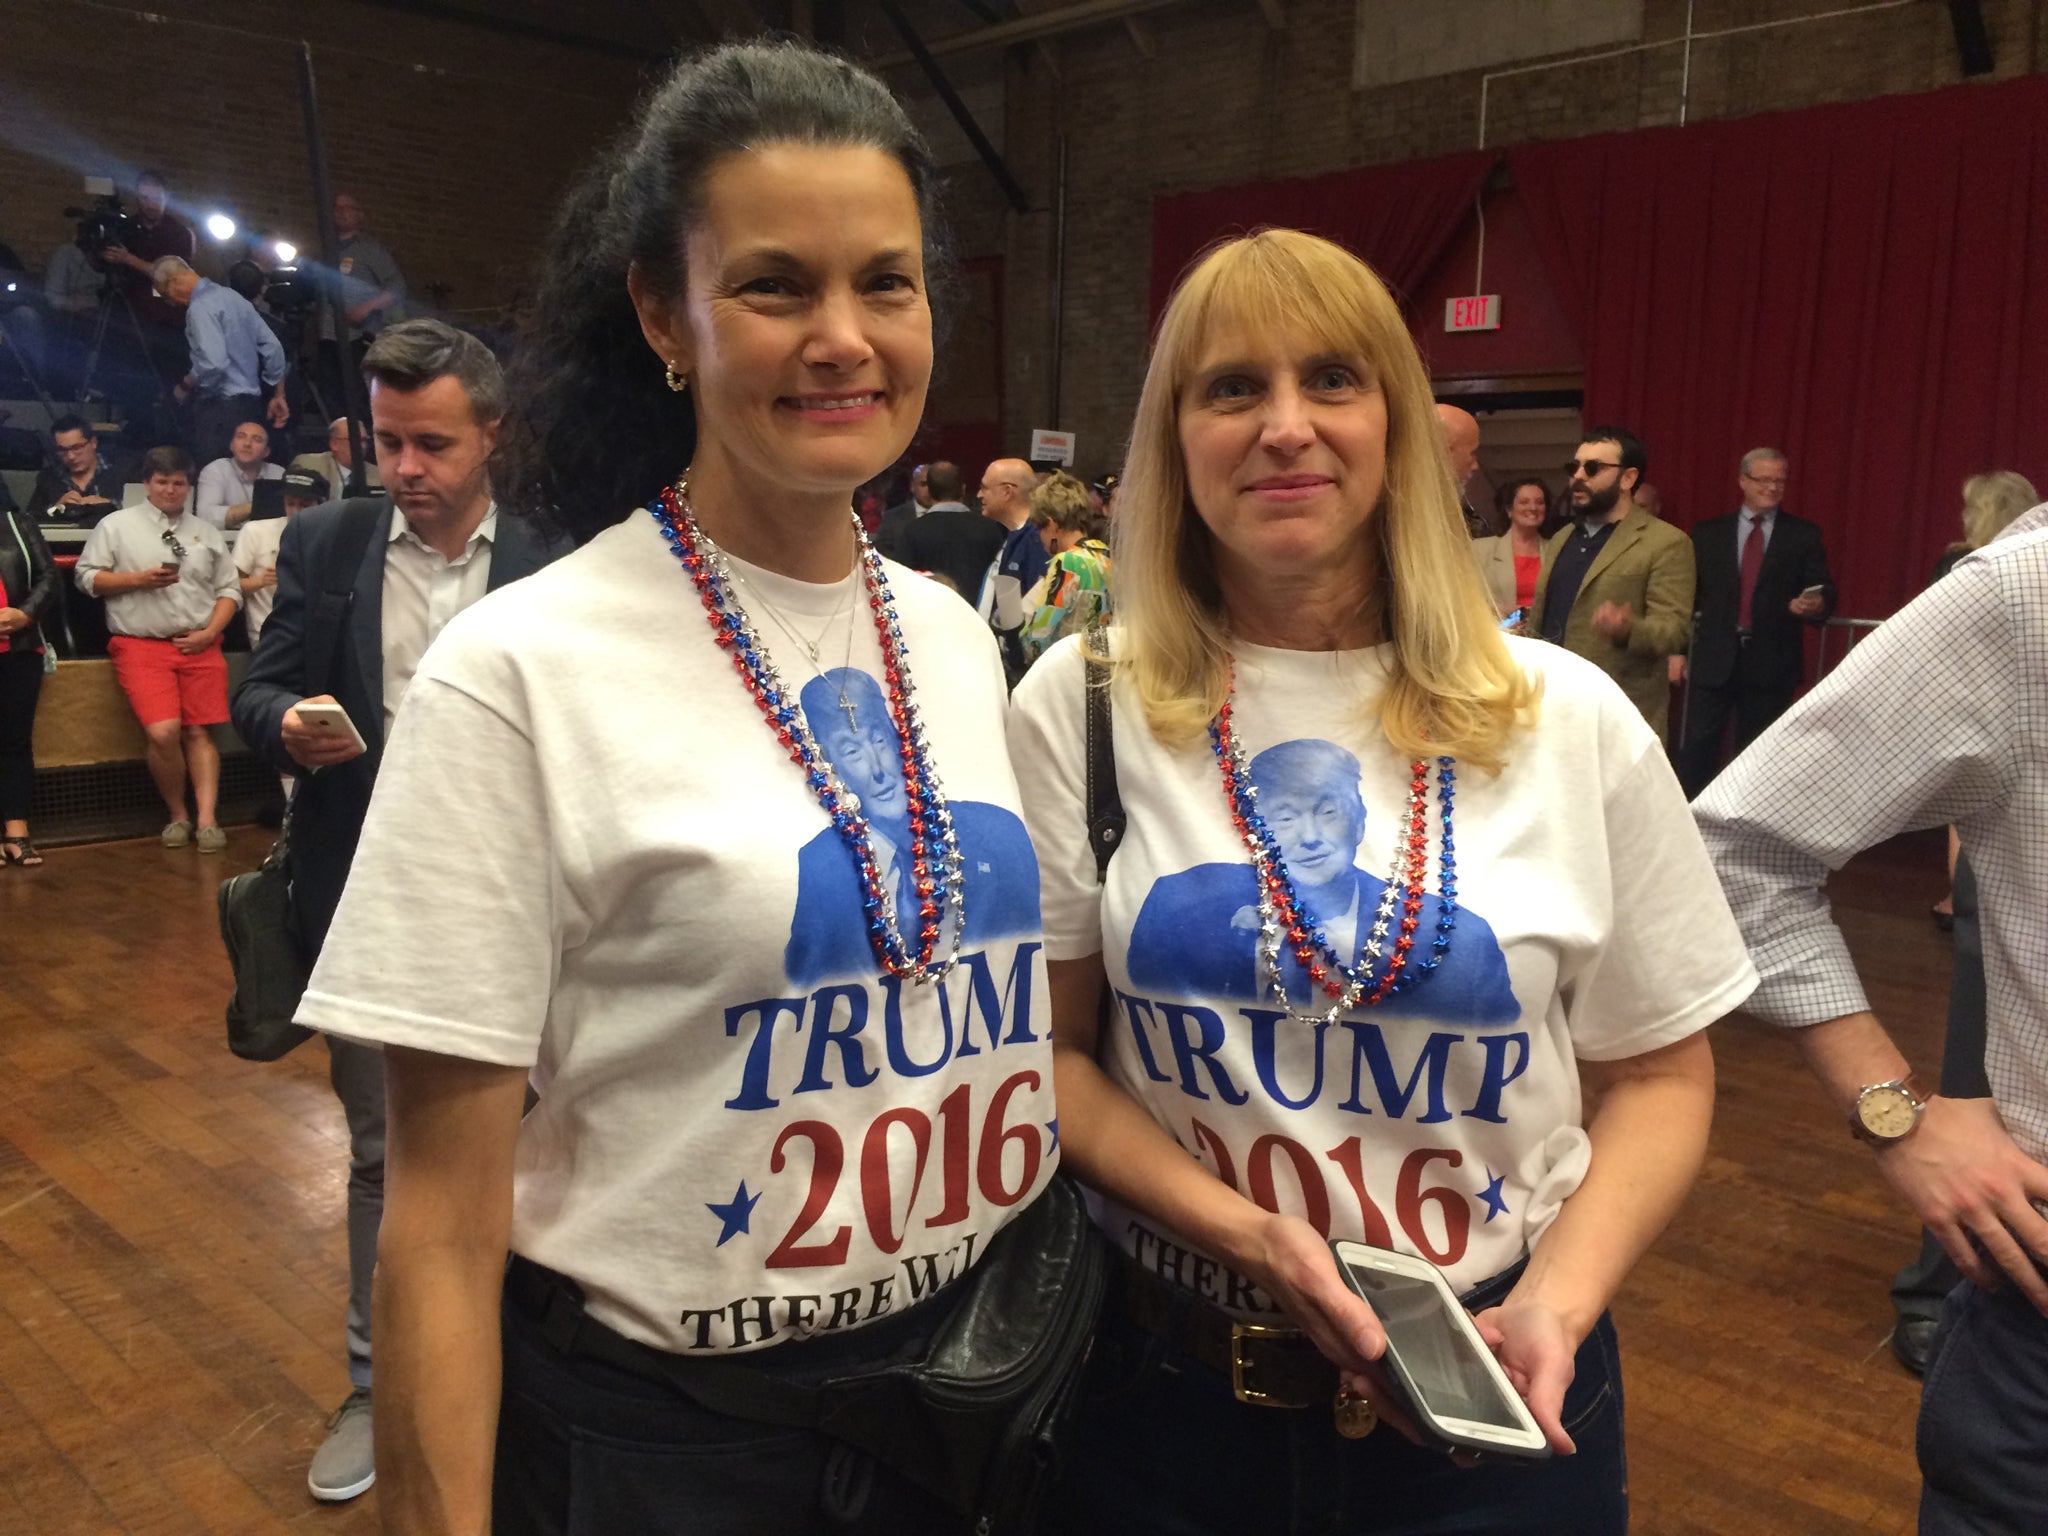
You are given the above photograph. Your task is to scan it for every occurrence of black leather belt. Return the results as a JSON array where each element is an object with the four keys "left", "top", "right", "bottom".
[
  {"left": 1116, "top": 1256, "right": 1335, "bottom": 1410},
  {"left": 1114, "top": 1250, "right": 1531, "bottom": 1415}
]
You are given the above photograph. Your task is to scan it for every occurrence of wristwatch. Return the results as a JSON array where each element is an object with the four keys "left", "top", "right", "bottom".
[{"left": 1850, "top": 1073, "right": 1931, "bottom": 1145}]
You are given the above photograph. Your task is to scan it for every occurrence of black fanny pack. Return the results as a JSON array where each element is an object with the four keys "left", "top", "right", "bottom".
[{"left": 510, "top": 1173, "right": 1108, "bottom": 1533}]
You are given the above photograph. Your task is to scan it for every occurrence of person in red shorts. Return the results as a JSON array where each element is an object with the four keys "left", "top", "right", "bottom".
[{"left": 74, "top": 446, "right": 241, "bottom": 850}]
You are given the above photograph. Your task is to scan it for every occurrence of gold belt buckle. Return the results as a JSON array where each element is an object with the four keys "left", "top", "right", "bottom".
[{"left": 1229, "top": 1321, "right": 1309, "bottom": 1408}]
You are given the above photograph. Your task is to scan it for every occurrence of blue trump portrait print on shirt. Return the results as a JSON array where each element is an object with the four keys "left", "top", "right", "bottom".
[
  {"left": 1128, "top": 738, "right": 1517, "bottom": 1023},
  {"left": 786, "top": 667, "right": 1040, "bottom": 987}
]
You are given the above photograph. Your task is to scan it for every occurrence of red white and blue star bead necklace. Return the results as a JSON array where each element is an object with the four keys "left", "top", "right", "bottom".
[
  {"left": 1209, "top": 661, "right": 1458, "bottom": 1026},
  {"left": 651, "top": 474, "right": 966, "bottom": 984}
]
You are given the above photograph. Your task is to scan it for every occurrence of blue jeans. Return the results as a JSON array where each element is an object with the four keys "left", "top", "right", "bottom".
[
  {"left": 1917, "top": 1277, "right": 2048, "bottom": 1534},
  {"left": 1044, "top": 1269, "right": 1628, "bottom": 1536},
  {"left": 492, "top": 1269, "right": 961, "bottom": 1535}
]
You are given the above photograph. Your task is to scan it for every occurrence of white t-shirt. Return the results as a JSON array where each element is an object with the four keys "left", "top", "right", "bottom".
[
  {"left": 233, "top": 516, "right": 286, "bottom": 644},
  {"left": 298, "top": 510, "right": 1056, "bottom": 1354},
  {"left": 1007, "top": 634, "right": 1755, "bottom": 1307}
]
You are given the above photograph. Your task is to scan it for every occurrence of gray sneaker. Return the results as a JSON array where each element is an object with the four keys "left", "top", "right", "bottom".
[
  {"left": 195, "top": 825, "right": 228, "bottom": 854},
  {"left": 307, "top": 1387, "right": 374, "bottom": 1502},
  {"left": 160, "top": 820, "right": 192, "bottom": 848}
]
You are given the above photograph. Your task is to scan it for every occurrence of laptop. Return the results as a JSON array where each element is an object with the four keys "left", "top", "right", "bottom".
[{"left": 249, "top": 479, "right": 287, "bottom": 521}]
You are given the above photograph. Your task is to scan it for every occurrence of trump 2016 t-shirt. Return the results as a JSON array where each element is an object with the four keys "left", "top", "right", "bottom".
[
  {"left": 299, "top": 510, "right": 1056, "bottom": 1354},
  {"left": 1007, "top": 634, "right": 1754, "bottom": 1306}
]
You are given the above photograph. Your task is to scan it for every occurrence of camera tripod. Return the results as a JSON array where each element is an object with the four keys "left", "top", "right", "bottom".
[
  {"left": 0, "top": 305, "right": 61, "bottom": 416},
  {"left": 77, "top": 280, "right": 170, "bottom": 406}
]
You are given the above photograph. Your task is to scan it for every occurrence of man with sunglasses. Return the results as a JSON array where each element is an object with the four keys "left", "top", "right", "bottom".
[
  {"left": 1677, "top": 447, "right": 1835, "bottom": 797},
  {"left": 74, "top": 445, "right": 241, "bottom": 851},
  {"left": 1527, "top": 427, "right": 1696, "bottom": 739}
]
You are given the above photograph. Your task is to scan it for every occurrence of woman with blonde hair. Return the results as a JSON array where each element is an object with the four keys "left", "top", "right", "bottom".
[
  {"left": 1935, "top": 469, "right": 2039, "bottom": 582},
  {"left": 1008, "top": 228, "right": 1756, "bottom": 1533},
  {"left": 1021, "top": 470, "right": 1111, "bottom": 660},
  {"left": 1926, "top": 470, "right": 2036, "bottom": 931}
]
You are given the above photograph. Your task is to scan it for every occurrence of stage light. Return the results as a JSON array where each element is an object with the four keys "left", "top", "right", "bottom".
[
  {"left": 205, "top": 212, "right": 237, "bottom": 241},
  {"left": 274, "top": 240, "right": 298, "bottom": 264}
]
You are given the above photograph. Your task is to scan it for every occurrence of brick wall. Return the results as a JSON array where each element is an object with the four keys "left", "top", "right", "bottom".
[
  {"left": 988, "top": 0, "right": 2048, "bottom": 478},
  {"left": 10, "top": 0, "right": 2044, "bottom": 483},
  {"left": 0, "top": 0, "right": 650, "bottom": 323}
]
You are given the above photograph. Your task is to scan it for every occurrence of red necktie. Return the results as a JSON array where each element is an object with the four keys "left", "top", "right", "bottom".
[{"left": 1737, "top": 514, "right": 1764, "bottom": 630}]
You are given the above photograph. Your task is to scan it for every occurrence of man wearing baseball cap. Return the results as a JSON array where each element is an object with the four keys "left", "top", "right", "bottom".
[{"left": 235, "top": 467, "right": 329, "bottom": 648}]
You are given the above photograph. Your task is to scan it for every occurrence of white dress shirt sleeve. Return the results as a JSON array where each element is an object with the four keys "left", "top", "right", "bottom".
[{"left": 75, "top": 518, "right": 115, "bottom": 595}]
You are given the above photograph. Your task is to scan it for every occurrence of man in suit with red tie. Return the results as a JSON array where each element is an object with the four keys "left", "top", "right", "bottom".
[{"left": 1677, "top": 447, "right": 1834, "bottom": 796}]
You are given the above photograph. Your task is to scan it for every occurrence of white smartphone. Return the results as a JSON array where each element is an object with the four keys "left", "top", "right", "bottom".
[
  {"left": 1329, "top": 1240, "right": 1552, "bottom": 1459},
  {"left": 295, "top": 701, "right": 368, "bottom": 755},
  {"left": 1799, "top": 583, "right": 1826, "bottom": 597}
]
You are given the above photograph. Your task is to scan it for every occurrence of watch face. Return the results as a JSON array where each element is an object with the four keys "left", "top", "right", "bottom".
[{"left": 1859, "top": 1086, "right": 1917, "bottom": 1139}]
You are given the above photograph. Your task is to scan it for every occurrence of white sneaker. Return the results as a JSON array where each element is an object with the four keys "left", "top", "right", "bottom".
[{"left": 307, "top": 1387, "right": 374, "bottom": 1502}]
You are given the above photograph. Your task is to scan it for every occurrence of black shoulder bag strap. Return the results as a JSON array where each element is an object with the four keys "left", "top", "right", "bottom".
[{"left": 1083, "top": 631, "right": 1124, "bottom": 884}]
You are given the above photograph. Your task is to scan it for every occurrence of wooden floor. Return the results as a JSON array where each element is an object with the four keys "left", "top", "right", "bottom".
[{"left": 0, "top": 827, "right": 1956, "bottom": 1535}]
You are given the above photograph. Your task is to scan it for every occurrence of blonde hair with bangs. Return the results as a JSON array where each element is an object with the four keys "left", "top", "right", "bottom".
[
  {"left": 1108, "top": 228, "right": 1536, "bottom": 771},
  {"left": 1959, "top": 470, "right": 2039, "bottom": 551}
]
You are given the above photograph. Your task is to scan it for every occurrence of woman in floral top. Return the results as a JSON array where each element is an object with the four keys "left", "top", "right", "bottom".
[{"left": 1023, "top": 470, "right": 1112, "bottom": 659}]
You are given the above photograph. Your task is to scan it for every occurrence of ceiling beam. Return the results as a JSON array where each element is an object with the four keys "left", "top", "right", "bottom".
[
  {"left": 871, "top": 0, "right": 1187, "bottom": 68},
  {"left": 952, "top": 0, "right": 1013, "bottom": 25},
  {"left": 348, "top": 0, "right": 664, "bottom": 59},
  {"left": 876, "top": 0, "right": 1032, "bottom": 211}
]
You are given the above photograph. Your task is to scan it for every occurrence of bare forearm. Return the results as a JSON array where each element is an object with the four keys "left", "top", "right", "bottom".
[
  {"left": 1792, "top": 1011, "right": 1910, "bottom": 1114},
  {"left": 1053, "top": 1045, "right": 1266, "bottom": 1273},
  {"left": 376, "top": 1046, "right": 529, "bottom": 1530},
  {"left": 1513, "top": 1034, "right": 1716, "bottom": 1341},
  {"left": 191, "top": 598, "right": 238, "bottom": 639},
  {"left": 373, "top": 1242, "right": 506, "bottom": 1535}
]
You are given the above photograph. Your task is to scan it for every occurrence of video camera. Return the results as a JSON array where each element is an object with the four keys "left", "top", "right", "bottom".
[
  {"left": 63, "top": 194, "right": 138, "bottom": 266},
  {"left": 263, "top": 264, "right": 316, "bottom": 316}
]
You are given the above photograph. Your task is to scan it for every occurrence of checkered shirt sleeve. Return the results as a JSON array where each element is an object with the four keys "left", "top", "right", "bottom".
[{"left": 1692, "top": 543, "right": 2026, "bottom": 1031}]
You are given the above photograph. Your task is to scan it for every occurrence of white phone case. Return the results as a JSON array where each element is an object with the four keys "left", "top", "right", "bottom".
[
  {"left": 1329, "top": 1240, "right": 1552, "bottom": 1458},
  {"left": 295, "top": 701, "right": 369, "bottom": 756}
]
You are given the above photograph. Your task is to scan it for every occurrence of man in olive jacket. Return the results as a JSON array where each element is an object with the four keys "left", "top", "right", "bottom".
[{"left": 1528, "top": 426, "right": 1695, "bottom": 739}]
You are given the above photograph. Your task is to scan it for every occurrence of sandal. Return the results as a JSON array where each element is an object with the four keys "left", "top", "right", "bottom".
[{"left": 1, "top": 836, "right": 42, "bottom": 867}]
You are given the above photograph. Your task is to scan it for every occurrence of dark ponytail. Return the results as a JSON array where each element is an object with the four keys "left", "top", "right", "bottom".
[{"left": 495, "top": 40, "right": 950, "bottom": 544}]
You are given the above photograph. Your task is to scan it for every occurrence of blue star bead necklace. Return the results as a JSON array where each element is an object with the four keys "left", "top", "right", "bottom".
[
  {"left": 651, "top": 475, "right": 967, "bottom": 985},
  {"left": 1209, "top": 661, "right": 1458, "bottom": 1026}
]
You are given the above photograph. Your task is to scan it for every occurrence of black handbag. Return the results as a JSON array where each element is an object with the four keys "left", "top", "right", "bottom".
[
  {"left": 216, "top": 811, "right": 315, "bottom": 1061},
  {"left": 215, "top": 500, "right": 385, "bottom": 1062},
  {"left": 518, "top": 1172, "right": 1109, "bottom": 1534}
]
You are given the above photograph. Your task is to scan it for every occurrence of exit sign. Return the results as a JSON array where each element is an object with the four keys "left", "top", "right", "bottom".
[{"left": 1445, "top": 295, "right": 1502, "bottom": 332}]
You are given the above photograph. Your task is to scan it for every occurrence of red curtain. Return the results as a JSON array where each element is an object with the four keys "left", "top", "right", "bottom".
[
  {"left": 1149, "top": 150, "right": 1499, "bottom": 321},
  {"left": 1511, "top": 77, "right": 2048, "bottom": 622}
]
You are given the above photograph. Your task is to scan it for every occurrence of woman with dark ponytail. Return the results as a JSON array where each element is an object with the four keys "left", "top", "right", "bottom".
[{"left": 298, "top": 41, "right": 1056, "bottom": 1533}]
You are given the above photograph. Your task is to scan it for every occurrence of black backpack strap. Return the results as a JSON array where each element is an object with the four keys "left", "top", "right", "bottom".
[{"left": 1083, "top": 634, "right": 1123, "bottom": 884}]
